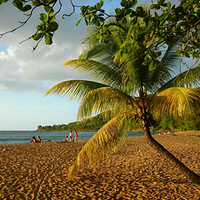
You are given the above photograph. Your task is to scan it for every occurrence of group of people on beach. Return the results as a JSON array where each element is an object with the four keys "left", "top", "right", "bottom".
[
  {"left": 157, "top": 131, "right": 172, "bottom": 135},
  {"left": 65, "top": 130, "right": 78, "bottom": 142},
  {"left": 30, "top": 136, "right": 42, "bottom": 143},
  {"left": 29, "top": 130, "right": 79, "bottom": 143}
]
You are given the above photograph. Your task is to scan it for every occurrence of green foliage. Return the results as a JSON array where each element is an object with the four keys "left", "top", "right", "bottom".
[
  {"left": 68, "top": 117, "right": 125, "bottom": 177},
  {"left": 12, "top": 0, "right": 32, "bottom": 12},
  {"left": 155, "top": 112, "right": 200, "bottom": 132},
  {"left": 37, "top": 114, "right": 109, "bottom": 131},
  {"left": 151, "top": 0, "right": 200, "bottom": 58},
  {"left": 79, "top": 0, "right": 105, "bottom": 26},
  {"left": 0, "top": 0, "right": 9, "bottom": 4},
  {"left": 37, "top": 112, "right": 200, "bottom": 133},
  {"left": 32, "top": 7, "right": 59, "bottom": 45},
  {"left": 78, "top": 0, "right": 200, "bottom": 60},
  {"left": 0, "top": 0, "right": 199, "bottom": 55}
]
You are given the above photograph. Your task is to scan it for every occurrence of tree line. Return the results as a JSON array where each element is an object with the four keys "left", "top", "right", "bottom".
[{"left": 37, "top": 112, "right": 200, "bottom": 132}]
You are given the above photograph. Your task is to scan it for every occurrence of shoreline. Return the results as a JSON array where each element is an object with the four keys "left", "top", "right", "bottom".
[
  {"left": 1, "top": 133, "right": 200, "bottom": 199},
  {"left": 0, "top": 131, "right": 154, "bottom": 146},
  {"left": 0, "top": 130, "right": 199, "bottom": 146}
]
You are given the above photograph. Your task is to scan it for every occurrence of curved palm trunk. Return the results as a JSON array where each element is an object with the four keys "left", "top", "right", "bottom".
[{"left": 143, "top": 124, "right": 200, "bottom": 184}]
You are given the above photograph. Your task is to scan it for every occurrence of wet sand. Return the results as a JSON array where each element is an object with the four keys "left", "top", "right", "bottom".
[{"left": 0, "top": 132, "right": 200, "bottom": 199}]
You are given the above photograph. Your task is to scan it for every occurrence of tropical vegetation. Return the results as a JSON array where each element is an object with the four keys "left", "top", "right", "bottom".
[
  {"left": 37, "top": 112, "right": 200, "bottom": 132},
  {"left": 46, "top": 4, "right": 200, "bottom": 184},
  {"left": 0, "top": 0, "right": 199, "bottom": 55},
  {"left": 37, "top": 114, "right": 110, "bottom": 131}
]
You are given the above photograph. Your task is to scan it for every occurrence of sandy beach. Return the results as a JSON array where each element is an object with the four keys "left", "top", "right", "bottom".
[{"left": 1, "top": 131, "right": 200, "bottom": 199}]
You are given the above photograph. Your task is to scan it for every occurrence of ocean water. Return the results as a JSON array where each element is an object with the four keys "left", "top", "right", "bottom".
[{"left": 0, "top": 131, "right": 150, "bottom": 145}]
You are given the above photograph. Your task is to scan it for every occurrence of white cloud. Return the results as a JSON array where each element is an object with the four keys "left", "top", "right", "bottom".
[
  {"left": 0, "top": 83, "right": 8, "bottom": 90},
  {"left": 0, "top": 45, "right": 17, "bottom": 61},
  {"left": 0, "top": 51, "right": 7, "bottom": 61},
  {"left": 0, "top": 0, "right": 124, "bottom": 96},
  {"left": 0, "top": 1, "right": 91, "bottom": 94}
]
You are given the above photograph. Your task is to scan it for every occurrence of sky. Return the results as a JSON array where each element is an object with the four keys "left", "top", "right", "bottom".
[
  {"left": 0, "top": 0, "right": 197, "bottom": 130},
  {"left": 0, "top": 0, "right": 123, "bottom": 130}
]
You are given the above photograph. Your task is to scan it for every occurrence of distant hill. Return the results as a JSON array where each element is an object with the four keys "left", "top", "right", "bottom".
[
  {"left": 37, "top": 113, "right": 200, "bottom": 132},
  {"left": 37, "top": 114, "right": 111, "bottom": 132},
  {"left": 37, "top": 114, "right": 143, "bottom": 132}
]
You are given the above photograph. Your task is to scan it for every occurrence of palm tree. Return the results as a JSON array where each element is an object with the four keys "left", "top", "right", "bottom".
[{"left": 46, "top": 14, "right": 200, "bottom": 183}]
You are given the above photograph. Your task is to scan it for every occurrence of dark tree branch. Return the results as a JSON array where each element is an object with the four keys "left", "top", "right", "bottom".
[
  {"left": 0, "top": 6, "right": 38, "bottom": 38},
  {"left": 62, "top": 0, "right": 81, "bottom": 18}
]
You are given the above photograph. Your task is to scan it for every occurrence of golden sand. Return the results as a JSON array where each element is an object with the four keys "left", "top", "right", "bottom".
[{"left": 0, "top": 132, "right": 200, "bottom": 199}]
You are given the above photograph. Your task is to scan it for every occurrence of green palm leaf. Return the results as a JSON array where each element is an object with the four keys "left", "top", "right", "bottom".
[
  {"left": 147, "top": 42, "right": 182, "bottom": 92},
  {"left": 152, "top": 87, "right": 200, "bottom": 118},
  {"left": 161, "top": 42, "right": 182, "bottom": 71},
  {"left": 77, "top": 86, "right": 137, "bottom": 121},
  {"left": 68, "top": 116, "right": 125, "bottom": 178},
  {"left": 64, "top": 59, "right": 122, "bottom": 88},
  {"left": 45, "top": 80, "right": 107, "bottom": 101},
  {"left": 158, "top": 64, "right": 200, "bottom": 91}
]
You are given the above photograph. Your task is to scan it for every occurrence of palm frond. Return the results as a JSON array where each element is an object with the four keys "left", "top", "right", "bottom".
[
  {"left": 77, "top": 86, "right": 138, "bottom": 121},
  {"left": 147, "top": 42, "right": 182, "bottom": 92},
  {"left": 79, "top": 43, "right": 113, "bottom": 61},
  {"left": 157, "top": 64, "right": 200, "bottom": 92},
  {"left": 45, "top": 80, "right": 106, "bottom": 101},
  {"left": 68, "top": 117, "right": 126, "bottom": 178},
  {"left": 152, "top": 87, "right": 200, "bottom": 118},
  {"left": 161, "top": 41, "right": 182, "bottom": 71},
  {"left": 64, "top": 59, "right": 122, "bottom": 88}
]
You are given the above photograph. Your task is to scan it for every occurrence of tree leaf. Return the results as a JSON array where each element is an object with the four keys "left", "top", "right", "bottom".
[
  {"left": 146, "top": 35, "right": 155, "bottom": 48},
  {"left": 50, "top": 13, "right": 56, "bottom": 21},
  {"left": 131, "top": 17, "right": 137, "bottom": 24},
  {"left": 44, "top": 6, "right": 54, "bottom": 13},
  {"left": 48, "top": 21, "right": 59, "bottom": 32},
  {"left": 45, "top": 32, "right": 52, "bottom": 45},
  {"left": 120, "top": 0, "right": 127, "bottom": 7},
  {"left": 149, "top": 60, "right": 155, "bottom": 71},
  {"left": 99, "top": 0, "right": 103, "bottom": 7},
  {"left": 76, "top": 18, "right": 82, "bottom": 26},
  {"left": 136, "top": 6, "right": 144, "bottom": 16},
  {"left": 115, "top": 8, "right": 121, "bottom": 15},
  {"left": 22, "top": 4, "right": 32, "bottom": 12},
  {"left": 36, "top": 23, "right": 46, "bottom": 31},
  {"left": 31, "top": 0, "right": 41, "bottom": 6},
  {"left": 32, "top": 32, "right": 42, "bottom": 41},
  {"left": 39, "top": 13, "right": 48, "bottom": 22},
  {"left": 68, "top": 117, "right": 125, "bottom": 177},
  {"left": 12, "top": 0, "right": 23, "bottom": 10},
  {"left": 47, "top": 0, "right": 56, "bottom": 4},
  {"left": 167, "top": 1, "right": 171, "bottom": 10}
]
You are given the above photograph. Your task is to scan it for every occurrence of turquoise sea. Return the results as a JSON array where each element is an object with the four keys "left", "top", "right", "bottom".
[{"left": 0, "top": 131, "right": 155, "bottom": 145}]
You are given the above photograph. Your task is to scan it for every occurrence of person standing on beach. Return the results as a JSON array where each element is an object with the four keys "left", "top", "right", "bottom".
[
  {"left": 75, "top": 130, "right": 78, "bottom": 141},
  {"left": 69, "top": 130, "right": 74, "bottom": 142}
]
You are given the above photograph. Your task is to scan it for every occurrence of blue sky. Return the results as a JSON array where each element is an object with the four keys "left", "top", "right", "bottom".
[{"left": 0, "top": 0, "right": 197, "bottom": 130}]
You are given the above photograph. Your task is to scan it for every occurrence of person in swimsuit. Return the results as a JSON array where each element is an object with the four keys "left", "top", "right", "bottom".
[
  {"left": 36, "top": 136, "right": 42, "bottom": 143},
  {"left": 75, "top": 130, "right": 78, "bottom": 141},
  {"left": 30, "top": 136, "right": 36, "bottom": 143},
  {"left": 65, "top": 136, "right": 69, "bottom": 142},
  {"left": 69, "top": 130, "right": 74, "bottom": 142}
]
